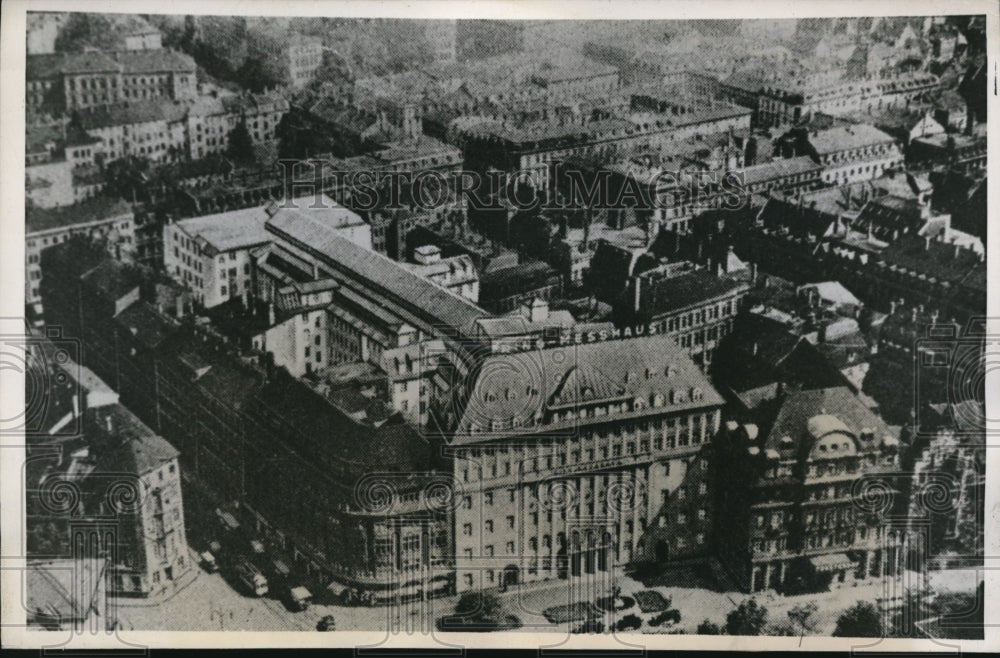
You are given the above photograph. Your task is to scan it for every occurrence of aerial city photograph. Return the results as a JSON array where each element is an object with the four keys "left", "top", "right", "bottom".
[{"left": 17, "top": 10, "right": 987, "bottom": 640}]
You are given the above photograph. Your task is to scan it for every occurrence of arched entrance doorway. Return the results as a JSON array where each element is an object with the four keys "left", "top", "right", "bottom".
[
  {"left": 655, "top": 540, "right": 669, "bottom": 563},
  {"left": 503, "top": 564, "right": 519, "bottom": 587}
]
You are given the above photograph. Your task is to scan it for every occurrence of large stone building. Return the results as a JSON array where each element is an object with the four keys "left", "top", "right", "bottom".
[
  {"left": 26, "top": 125, "right": 105, "bottom": 209},
  {"left": 714, "top": 387, "right": 904, "bottom": 593},
  {"left": 27, "top": 49, "right": 197, "bottom": 116},
  {"left": 445, "top": 333, "right": 726, "bottom": 592},
  {"left": 186, "top": 91, "right": 290, "bottom": 160},
  {"left": 756, "top": 72, "right": 939, "bottom": 127},
  {"left": 163, "top": 203, "right": 275, "bottom": 308},
  {"left": 38, "top": 241, "right": 452, "bottom": 604},
  {"left": 25, "top": 196, "right": 135, "bottom": 319},
  {"left": 785, "top": 124, "right": 905, "bottom": 185},
  {"left": 26, "top": 346, "right": 190, "bottom": 597}
]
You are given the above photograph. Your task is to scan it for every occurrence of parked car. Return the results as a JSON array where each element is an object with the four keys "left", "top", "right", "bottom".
[
  {"left": 268, "top": 558, "right": 291, "bottom": 582},
  {"left": 317, "top": 615, "right": 336, "bottom": 631},
  {"left": 234, "top": 558, "right": 268, "bottom": 597},
  {"left": 200, "top": 551, "right": 218, "bottom": 573},
  {"left": 288, "top": 585, "right": 313, "bottom": 611}
]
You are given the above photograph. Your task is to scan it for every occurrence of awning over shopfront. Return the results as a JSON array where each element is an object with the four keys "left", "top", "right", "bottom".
[{"left": 810, "top": 553, "right": 853, "bottom": 572}]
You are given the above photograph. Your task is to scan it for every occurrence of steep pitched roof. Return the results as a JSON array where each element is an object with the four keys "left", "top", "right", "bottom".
[
  {"left": 739, "top": 156, "right": 823, "bottom": 187},
  {"left": 763, "top": 386, "right": 896, "bottom": 457},
  {"left": 454, "top": 333, "right": 723, "bottom": 442},
  {"left": 266, "top": 204, "right": 489, "bottom": 334},
  {"left": 87, "top": 404, "right": 179, "bottom": 476},
  {"left": 76, "top": 98, "right": 189, "bottom": 130},
  {"left": 121, "top": 49, "right": 196, "bottom": 74}
]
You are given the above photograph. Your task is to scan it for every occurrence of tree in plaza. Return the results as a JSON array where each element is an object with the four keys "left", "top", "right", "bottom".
[
  {"left": 440, "top": 591, "right": 521, "bottom": 632},
  {"left": 725, "top": 598, "right": 769, "bottom": 636},
  {"left": 833, "top": 601, "right": 885, "bottom": 638},
  {"left": 696, "top": 619, "right": 723, "bottom": 635}
]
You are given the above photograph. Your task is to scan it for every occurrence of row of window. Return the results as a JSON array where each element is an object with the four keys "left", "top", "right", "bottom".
[{"left": 461, "top": 431, "right": 702, "bottom": 481}]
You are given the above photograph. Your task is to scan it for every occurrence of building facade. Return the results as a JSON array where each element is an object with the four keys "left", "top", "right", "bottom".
[
  {"left": 445, "top": 334, "right": 725, "bottom": 592},
  {"left": 25, "top": 197, "right": 135, "bottom": 314},
  {"left": 714, "top": 387, "right": 905, "bottom": 593}
]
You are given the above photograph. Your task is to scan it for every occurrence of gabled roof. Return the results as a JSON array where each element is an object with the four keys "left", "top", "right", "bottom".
[
  {"left": 87, "top": 404, "right": 179, "bottom": 476},
  {"left": 808, "top": 124, "right": 897, "bottom": 154},
  {"left": 121, "top": 49, "right": 196, "bottom": 74},
  {"left": 632, "top": 268, "right": 749, "bottom": 319},
  {"left": 26, "top": 196, "right": 133, "bottom": 234},
  {"left": 81, "top": 259, "right": 142, "bottom": 304},
  {"left": 711, "top": 315, "right": 850, "bottom": 398},
  {"left": 76, "top": 98, "right": 189, "bottom": 130},
  {"left": 253, "top": 372, "right": 430, "bottom": 475},
  {"left": 757, "top": 196, "right": 840, "bottom": 237},
  {"left": 853, "top": 194, "right": 926, "bottom": 241},
  {"left": 879, "top": 234, "right": 985, "bottom": 291},
  {"left": 739, "top": 156, "right": 823, "bottom": 187},
  {"left": 266, "top": 204, "right": 489, "bottom": 334},
  {"left": 173, "top": 204, "right": 273, "bottom": 253},
  {"left": 27, "top": 52, "right": 120, "bottom": 78},
  {"left": 763, "top": 386, "right": 896, "bottom": 457},
  {"left": 454, "top": 333, "right": 723, "bottom": 442}
]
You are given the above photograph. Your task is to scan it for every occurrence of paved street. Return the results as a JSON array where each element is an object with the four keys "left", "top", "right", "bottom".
[{"left": 112, "top": 542, "right": 982, "bottom": 636}]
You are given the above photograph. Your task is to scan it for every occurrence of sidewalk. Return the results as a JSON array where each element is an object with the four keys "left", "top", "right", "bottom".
[
  {"left": 112, "top": 569, "right": 201, "bottom": 608},
  {"left": 111, "top": 549, "right": 203, "bottom": 608}
]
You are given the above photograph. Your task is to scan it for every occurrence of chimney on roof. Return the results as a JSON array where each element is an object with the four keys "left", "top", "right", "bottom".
[{"left": 268, "top": 303, "right": 276, "bottom": 325}]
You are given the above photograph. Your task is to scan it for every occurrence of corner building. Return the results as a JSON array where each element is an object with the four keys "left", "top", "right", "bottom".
[
  {"left": 445, "top": 334, "right": 724, "bottom": 592},
  {"left": 714, "top": 387, "right": 903, "bottom": 593}
]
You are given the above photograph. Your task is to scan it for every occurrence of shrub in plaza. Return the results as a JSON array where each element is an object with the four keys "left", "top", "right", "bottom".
[
  {"left": 648, "top": 609, "right": 682, "bottom": 627},
  {"left": 696, "top": 619, "right": 723, "bottom": 635},
  {"left": 633, "top": 589, "right": 670, "bottom": 613},
  {"left": 615, "top": 614, "right": 643, "bottom": 631},
  {"left": 438, "top": 592, "right": 522, "bottom": 632}
]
